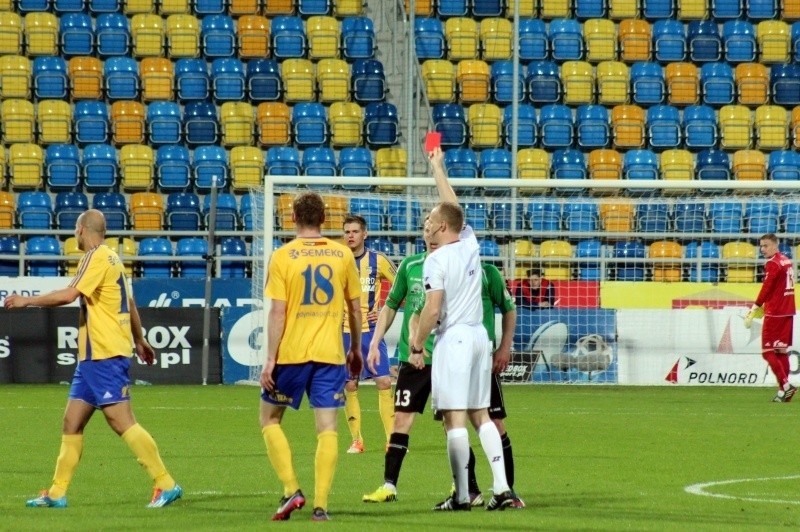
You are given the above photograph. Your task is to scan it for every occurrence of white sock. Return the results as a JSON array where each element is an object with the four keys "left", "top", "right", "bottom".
[
  {"left": 446, "top": 428, "right": 470, "bottom": 504},
  {"left": 478, "top": 422, "right": 510, "bottom": 495},
  {"left": 382, "top": 482, "right": 397, "bottom": 491}
]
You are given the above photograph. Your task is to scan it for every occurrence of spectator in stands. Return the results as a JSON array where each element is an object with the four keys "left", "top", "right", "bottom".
[{"left": 512, "top": 268, "right": 556, "bottom": 309}]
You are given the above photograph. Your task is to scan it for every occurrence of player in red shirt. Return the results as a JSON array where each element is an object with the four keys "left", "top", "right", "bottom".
[{"left": 744, "top": 233, "right": 797, "bottom": 402}]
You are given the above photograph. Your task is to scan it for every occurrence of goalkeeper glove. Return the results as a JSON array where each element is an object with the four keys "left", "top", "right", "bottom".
[{"left": 743, "top": 305, "right": 764, "bottom": 329}]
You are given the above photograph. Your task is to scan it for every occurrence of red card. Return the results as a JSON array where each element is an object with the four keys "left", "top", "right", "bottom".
[{"left": 424, "top": 131, "right": 441, "bottom": 153}]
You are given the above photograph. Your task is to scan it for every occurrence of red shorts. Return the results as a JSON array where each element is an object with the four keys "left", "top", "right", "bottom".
[{"left": 762, "top": 315, "right": 794, "bottom": 351}]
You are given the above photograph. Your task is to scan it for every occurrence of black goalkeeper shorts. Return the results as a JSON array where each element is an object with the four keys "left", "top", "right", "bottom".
[{"left": 393, "top": 362, "right": 432, "bottom": 414}]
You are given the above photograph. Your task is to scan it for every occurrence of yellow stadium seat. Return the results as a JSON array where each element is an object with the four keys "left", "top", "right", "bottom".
[
  {"left": 719, "top": 105, "right": 752, "bottom": 150},
  {"left": 588, "top": 148, "right": 622, "bottom": 181},
  {"left": 793, "top": 106, "right": 800, "bottom": 149},
  {"left": 166, "top": 14, "right": 200, "bottom": 58},
  {"left": 130, "top": 192, "right": 164, "bottom": 231},
  {"left": 445, "top": 18, "right": 479, "bottom": 60},
  {"left": 539, "top": 0, "right": 570, "bottom": 18},
  {"left": 24, "top": 13, "right": 58, "bottom": 56},
  {"left": 611, "top": 104, "right": 645, "bottom": 149},
  {"left": 757, "top": 21, "right": 791, "bottom": 64},
  {"left": 0, "top": 55, "right": 30, "bottom": 99},
  {"left": 37, "top": 100, "right": 72, "bottom": 145},
  {"left": 307, "top": 16, "right": 340, "bottom": 60},
  {"left": 334, "top": 0, "right": 364, "bottom": 16},
  {"left": 0, "top": 0, "right": 11, "bottom": 9},
  {"left": 64, "top": 237, "right": 84, "bottom": 276},
  {"left": 456, "top": 59, "right": 491, "bottom": 104},
  {"left": 120, "top": 144, "right": 154, "bottom": 190},
  {"left": 111, "top": 101, "right": 146, "bottom": 145},
  {"left": 230, "top": 146, "right": 264, "bottom": 191},
  {"left": 264, "top": 0, "right": 295, "bottom": 15},
  {"left": 220, "top": 102, "right": 254, "bottom": 147},
  {"left": 132, "top": 14, "right": 165, "bottom": 57},
  {"left": 317, "top": 58, "right": 349, "bottom": 103},
  {"left": 517, "top": 148, "right": 550, "bottom": 195},
  {"left": 282, "top": 58, "right": 316, "bottom": 103},
  {"left": 562, "top": 60, "right": 595, "bottom": 105},
  {"left": 0, "top": 190, "right": 13, "bottom": 229},
  {"left": 238, "top": 15, "right": 270, "bottom": 59},
  {"left": 9, "top": 143, "right": 43, "bottom": 190},
  {"left": 619, "top": 20, "right": 651, "bottom": 63},
  {"left": 404, "top": 0, "right": 434, "bottom": 16},
  {"left": 514, "top": 239, "right": 538, "bottom": 257},
  {"left": 421, "top": 60, "right": 455, "bottom": 103},
  {"left": 609, "top": 0, "right": 639, "bottom": 18},
  {"left": 480, "top": 18, "right": 513, "bottom": 61},
  {"left": 256, "top": 102, "right": 291, "bottom": 146},
  {"left": 159, "top": 0, "right": 191, "bottom": 14},
  {"left": 677, "top": 0, "right": 708, "bottom": 19},
  {"left": 125, "top": 0, "right": 156, "bottom": 13},
  {"left": 69, "top": 57, "right": 103, "bottom": 100},
  {"left": 665, "top": 62, "right": 699, "bottom": 106},
  {"left": 597, "top": 61, "right": 629, "bottom": 105},
  {"left": 468, "top": 103, "right": 502, "bottom": 148},
  {"left": 140, "top": 57, "right": 174, "bottom": 101},
  {"left": 104, "top": 237, "right": 137, "bottom": 277},
  {"left": 732, "top": 149, "right": 765, "bottom": 182},
  {"left": 784, "top": 0, "right": 800, "bottom": 20},
  {"left": 376, "top": 147, "right": 407, "bottom": 191},
  {"left": 2, "top": 99, "right": 34, "bottom": 145},
  {"left": 539, "top": 240, "right": 573, "bottom": 280},
  {"left": 230, "top": 0, "right": 259, "bottom": 15},
  {"left": 722, "top": 241, "right": 756, "bottom": 282},
  {"left": 660, "top": 149, "right": 694, "bottom": 195},
  {"left": 0, "top": 12, "right": 22, "bottom": 55},
  {"left": 584, "top": 19, "right": 617, "bottom": 63},
  {"left": 735, "top": 63, "right": 769, "bottom": 106},
  {"left": 754, "top": 105, "right": 788, "bottom": 150},
  {"left": 649, "top": 241, "right": 683, "bottom": 282},
  {"left": 277, "top": 193, "right": 295, "bottom": 229},
  {"left": 329, "top": 101, "right": 362, "bottom": 147},
  {"left": 505, "top": 0, "right": 536, "bottom": 16},
  {"left": 599, "top": 202, "right": 634, "bottom": 232},
  {"left": 322, "top": 195, "right": 348, "bottom": 230}
]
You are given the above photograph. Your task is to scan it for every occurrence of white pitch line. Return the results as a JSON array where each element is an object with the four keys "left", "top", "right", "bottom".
[{"left": 685, "top": 475, "right": 800, "bottom": 505}]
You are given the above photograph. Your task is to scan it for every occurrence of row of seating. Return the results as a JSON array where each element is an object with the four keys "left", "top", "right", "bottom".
[
  {"left": 431, "top": 103, "right": 800, "bottom": 151},
  {"left": 0, "top": 13, "right": 376, "bottom": 60},
  {"left": 3, "top": 0, "right": 365, "bottom": 17},
  {"left": 415, "top": 18, "right": 800, "bottom": 64}
]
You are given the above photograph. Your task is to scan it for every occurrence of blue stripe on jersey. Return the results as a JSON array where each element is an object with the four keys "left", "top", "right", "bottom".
[
  {"left": 368, "top": 251, "right": 377, "bottom": 312},
  {"left": 69, "top": 246, "right": 98, "bottom": 288}
]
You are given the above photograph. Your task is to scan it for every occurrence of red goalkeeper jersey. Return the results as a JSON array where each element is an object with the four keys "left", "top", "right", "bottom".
[{"left": 755, "top": 252, "right": 796, "bottom": 317}]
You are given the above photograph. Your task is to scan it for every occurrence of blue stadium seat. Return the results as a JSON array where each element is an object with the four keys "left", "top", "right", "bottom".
[
  {"left": 46, "top": 144, "right": 81, "bottom": 191},
  {"left": 96, "top": 13, "right": 130, "bottom": 57},
  {"left": 623, "top": 149, "right": 659, "bottom": 184},
  {"left": 549, "top": 19, "right": 584, "bottom": 62},
  {"left": 0, "top": 236, "right": 20, "bottom": 276},
  {"left": 89, "top": 0, "right": 120, "bottom": 13},
  {"left": 220, "top": 237, "right": 248, "bottom": 278},
  {"left": 433, "top": 104, "right": 467, "bottom": 148},
  {"left": 82, "top": 143, "right": 117, "bottom": 191},
  {"left": 202, "top": 15, "right": 236, "bottom": 58},
  {"left": 26, "top": 236, "right": 60, "bottom": 277},
  {"left": 148, "top": 101, "right": 182, "bottom": 145},
  {"left": 642, "top": 0, "right": 674, "bottom": 19},
  {"left": 684, "top": 241, "right": 719, "bottom": 282},
  {"left": 709, "top": 200, "right": 742, "bottom": 233},
  {"left": 518, "top": 19, "right": 548, "bottom": 62},
  {"left": 292, "top": 103, "right": 328, "bottom": 146},
  {"left": 339, "top": 146, "right": 373, "bottom": 189},
  {"left": 630, "top": 62, "right": 665, "bottom": 105},
  {"left": 478, "top": 237, "right": 501, "bottom": 257},
  {"left": 92, "top": 192, "right": 127, "bottom": 230},
  {"left": 414, "top": 17, "right": 445, "bottom": 60},
  {"left": 646, "top": 105, "right": 681, "bottom": 149},
  {"left": 711, "top": 0, "right": 742, "bottom": 18},
  {"left": 794, "top": 22, "right": 800, "bottom": 62},
  {"left": 636, "top": 203, "right": 670, "bottom": 232},
  {"left": 74, "top": 101, "right": 109, "bottom": 145},
  {"left": 271, "top": 16, "right": 307, "bottom": 59},
  {"left": 298, "top": 0, "right": 331, "bottom": 15},
  {"left": 503, "top": 104, "right": 537, "bottom": 148},
  {"left": 575, "top": 105, "right": 610, "bottom": 149},
  {"left": 747, "top": 0, "right": 777, "bottom": 19},
  {"left": 18, "top": 0, "right": 50, "bottom": 11},
  {"left": 240, "top": 193, "right": 254, "bottom": 231},
  {"left": 463, "top": 202, "right": 489, "bottom": 230},
  {"left": 551, "top": 149, "right": 587, "bottom": 195},
  {"left": 61, "top": 13, "right": 94, "bottom": 57},
  {"left": 473, "top": 0, "right": 503, "bottom": 16},
  {"left": 491, "top": 60, "right": 525, "bottom": 104},
  {"left": 352, "top": 59, "right": 386, "bottom": 103},
  {"left": 480, "top": 148, "right": 512, "bottom": 195},
  {"left": 177, "top": 238, "right": 209, "bottom": 278},
  {"left": 745, "top": 200, "right": 779, "bottom": 234},
  {"left": 674, "top": 202, "right": 706, "bottom": 233},
  {"left": 156, "top": 145, "right": 191, "bottom": 191},
  {"left": 267, "top": 146, "right": 301, "bottom": 175},
  {"left": 722, "top": 21, "right": 756, "bottom": 63},
  {"left": 33, "top": 57, "right": 68, "bottom": 100},
  {"left": 204, "top": 193, "right": 238, "bottom": 230},
  {"left": 175, "top": 58, "right": 210, "bottom": 101},
  {"left": 576, "top": 239, "right": 603, "bottom": 281},
  {"left": 781, "top": 202, "right": 800, "bottom": 233},
  {"left": 527, "top": 201, "right": 562, "bottom": 231},
  {"left": 105, "top": 57, "right": 139, "bottom": 101},
  {"left": 492, "top": 202, "right": 524, "bottom": 230},
  {"left": 342, "top": 17, "right": 375, "bottom": 60},
  {"left": 54, "top": 191, "right": 88, "bottom": 229},
  {"left": 349, "top": 197, "right": 384, "bottom": 231},
  {"left": 364, "top": 102, "right": 399, "bottom": 146},
  {"left": 386, "top": 199, "right": 421, "bottom": 231},
  {"left": 768, "top": 151, "right": 800, "bottom": 183},
  {"left": 564, "top": 201, "right": 598, "bottom": 232},
  {"left": 437, "top": 0, "right": 468, "bottom": 16},
  {"left": 247, "top": 59, "right": 282, "bottom": 102},
  {"left": 18, "top": 191, "right": 52, "bottom": 230},
  {"left": 700, "top": 63, "right": 735, "bottom": 107},
  {"left": 211, "top": 58, "right": 246, "bottom": 101},
  {"left": 780, "top": 241, "right": 793, "bottom": 258},
  {"left": 54, "top": 0, "right": 85, "bottom": 12},
  {"left": 688, "top": 21, "right": 721, "bottom": 63},
  {"left": 539, "top": 104, "right": 573, "bottom": 149},
  {"left": 696, "top": 149, "right": 731, "bottom": 185},
  {"left": 414, "top": 237, "right": 426, "bottom": 254},
  {"left": 614, "top": 240, "right": 646, "bottom": 281},
  {"left": 770, "top": 64, "right": 800, "bottom": 106},
  {"left": 575, "top": 0, "right": 606, "bottom": 18},
  {"left": 139, "top": 237, "right": 173, "bottom": 278},
  {"left": 303, "top": 147, "right": 337, "bottom": 185},
  {"left": 683, "top": 105, "right": 718, "bottom": 149},
  {"left": 653, "top": 20, "right": 685, "bottom": 62},
  {"left": 193, "top": 145, "right": 228, "bottom": 192},
  {"left": 366, "top": 237, "right": 395, "bottom": 256},
  {"left": 183, "top": 102, "right": 219, "bottom": 145},
  {"left": 444, "top": 148, "right": 478, "bottom": 180},
  {"left": 166, "top": 192, "right": 202, "bottom": 231},
  {"left": 526, "top": 61, "right": 561, "bottom": 104}
]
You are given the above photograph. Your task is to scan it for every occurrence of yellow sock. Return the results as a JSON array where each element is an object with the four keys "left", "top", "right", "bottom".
[
  {"left": 314, "top": 430, "right": 338, "bottom": 510},
  {"left": 344, "top": 389, "right": 361, "bottom": 442},
  {"left": 377, "top": 388, "right": 395, "bottom": 442},
  {"left": 262, "top": 424, "right": 299, "bottom": 497},
  {"left": 48, "top": 434, "right": 83, "bottom": 499},
  {"left": 121, "top": 423, "right": 175, "bottom": 491}
]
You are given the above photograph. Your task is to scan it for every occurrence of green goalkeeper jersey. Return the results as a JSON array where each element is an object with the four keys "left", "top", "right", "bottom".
[{"left": 481, "top": 263, "right": 517, "bottom": 343}]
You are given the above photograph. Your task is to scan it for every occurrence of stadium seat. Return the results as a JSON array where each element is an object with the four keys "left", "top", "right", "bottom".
[
  {"left": 130, "top": 191, "right": 164, "bottom": 230},
  {"left": 282, "top": 58, "right": 316, "bottom": 103},
  {"left": 539, "top": 104, "right": 574, "bottom": 148},
  {"left": 341, "top": 17, "right": 375, "bottom": 60},
  {"left": 584, "top": 19, "right": 617, "bottom": 63},
  {"left": 238, "top": 15, "right": 270, "bottom": 60},
  {"left": 32, "top": 56, "right": 67, "bottom": 100},
  {"left": 588, "top": 149, "right": 622, "bottom": 187},
  {"left": 52, "top": 192, "right": 85, "bottom": 231},
  {"left": 527, "top": 200, "right": 561, "bottom": 231},
  {"left": 147, "top": 101, "right": 182, "bottom": 145},
  {"left": 722, "top": 241, "right": 757, "bottom": 282},
  {"left": 782, "top": 201, "right": 800, "bottom": 234},
  {"left": 139, "top": 237, "right": 173, "bottom": 277},
  {"left": 24, "top": 13, "right": 59, "bottom": 56},
  {"left": 613, "top": 240, "right": 646, "bottom": 281},
  {"left": 156, "top": 145, "right": 191, "bottom": 191},
  {"left": 230, "top": 146, "right": 264, "bottom": 191},
  {"left": 17, "top": 0, "right": 50, "bottom": 12},
  {"left": 623, "top": 149, "right": 659, "bottom": 185},
  {"left": 0, "top": 12, "right": 22, "bottom": 56},
  {"left": 183, "top": 101, "right": 218, "bottom": 145},
  {"left": 481, "top": 18, "right": 513, "bottom": 61},
  {"left": 575, "top": 239, "right": 602, "bottom": 281},
  {"left": 165, "top": 14, "right": 200, "bottom": 58},
  {"left": 665, "top": 63, "right": 699, "bottom": 106},
  {"left": 575, "top": 104, "right": 610, "bottom": 149},
  {"left": 491, "top": 60, "right": 525, "bottom": 105},
  {"left": 462, "top": 202, "right": 488, "bottom": 230},
  {"left": 303, "top": 147, "right": 337, "bottom": 184},
  {"left": 125, "top": 0, "right": 155, "bottom": 14},
  {"left": 600, "top": 201, "right": 635, "bottom": 232},
  {"left": 329, "top": 101, "right": 362, "bottom": 147},
  {"left": 271, "top": 16, "right": 306, "bottom": 59},
  {"left": 298, "top": 0, "right": 331, "bottom": 15},
  {"left": 700, "top": 63, "right": 735, "bottom": 107},
  {"left": 609, "top": 0, "right": 639, "bottom": 19},
  {"left": 17, "top": 190, "right": 52, "bottom": 229},
  {"left": 421, "top": 60, "right": 455, "bottom": 104},
  {"left": 131, "top": 14, "right": 164, "bottom": 57},
  {"left": 769, "top": 150, "right": 800, "bottom": 184},
  {"left": 636, "top": 203, "right": 670, "bottom": 233},
  {"left": 375, "top": 147, "right": 407, "bottom": 190},
  {"left": 339, "top": 147, "right": 373, "bottom": 190},
  {"left": 175, "top": 58, "right": 210, "bottom": 101},
  {"left": 712, "top": 0, "right": 743, "bottom": 18},
  {"left": 445, "top": 18, "right": 478, "bottom": 60},
  {"left": 96, "top": 13, "right": 130, "bottom": 57},
  {"left": 292, "top": 102, "right": 328, "bottom": 147},
  {"left": 619, "top": 20, "right": 651, "bottom": 63},
  {"left": 649, "top": 241, "right": 682, "bottom": 282},
  {"left": 492, "top": 202, "right": 524, "bottom": 231},
  {"left": 307, "top": 16, "right": 339, "bottom": 60},
  {"left": 140, "top": 57, "right": 174, "bottom": 101},
  {"left": 518, "top": 19, "right": 548, "bottom": 62},
  {"left": 119, "top": 144, "right": 154, "bottom": 190},
  {"left": 364, "top": 102, "right": 398, "bottom": 146},
  {"left": 432, "top": 104, "right": 467, "bottom": 148},
  {"left": 660, "top": 149, "right": 694, "bottom": 195},
  {"left": 745, "top": 199, "right": 779, "bottom": 234},
  {"left": 414, "top": 17, "right": 445, "bottom": 60},
  {"left": 240, "top": 193, "right": 255, "bottom": 231},
  {"left": 754, "top": 105, "right": 789, "bottom": 150},
  {"left": 349, "top": 197, "right": 383, "bottom": 230},
  {"left": 456, "top": 60, "right": 490, "bottom": 104},
  {"left": 596, "top": 61, "right": 629, "bottom": 105},
  {"left": 211, "top": 58, "right": 246, "bottom": 102},
  {"left": 551, "top": 148, "right": 588, "bottom": 194},
  {"left": 46, "top": 144, "right": 80, "bottom": 190},
  {"left": 230, "top": 0, "right": 259, "bottom": 15},
  {"left": 220, "top": 237, "right": 247, "bottom": 278},
  {"left": 677, "top": 0, "right": 708, "bottom": 18},
  {"left": 687, "top": 21, "right": 721, "bottom": 63},
  {"left": 351, "top": 59, "right": 386, "bottom": 103},
  {"left": 0, "top": 191, "right": 14, "bottom": 230},
  {"left": 735, "top": 63, "right": 769, "bottom": 106},
  {"left": 503, "top": 104, "right": 536, "bottom": 148},
  {"left": 2, "top": 99, "right": 34, "bottom": 145},
  {"left": 561, "top": 60, "right": 594, "bottom": 105},
  {"left": 405, "top": 0, "right": 434, "bottom": 17},
  {"left": 193, "top": 145, "right": 228, "bottom": 192},
  {"left": 652, "top": 20, "right": 685, "bottom": 62},
  {"left": 61, "top": 13, "right": 94, "bottom": 57},
  {"left": 467, "top": 103, "right": 502, "bottom": 148},
  {"left": 575, "top": 0, "right": 606, "bottom": 18},
  {"left": 159, "top": 0, "right": 190, "bottom": 14},
  {"left": 685, "top": 240, "right": 720, "bottom": 282},
  {"left": 526, "top": 61, "right": 561, "bottom": 104},
  {"left": 334, "top": 0, "right": 363, "bottom": 15},
  {"left": 266, "top": 146, "right": 301, "bottom": 176},
  {"left": 719, "top": 105, "right": 752, "bottom": 150},
  {"left": 646, "top": 105, "right": 680, "bottom": 149},
  {"left": 611, "top": 104, "right": 645, "bottom": 149},
  {"left": 9, "top": 143, "right": 43, "bottom": 190},
  {"left": 630, "top": 62, "right": 665, "bottom": 106},
  {"left": 62, "top": 237, "right": 83, "bottom": 276},
  {"left": 110, "top": 101, "right": 146, "bottom": 145},
  {"left": 540, "top": 0, "right": 570, "bottom": 18},
  {"left": 201, "top": 14, "right": 235, "bottom": 58},
  {"left": 723, "top": 21, "right": 756, "bottom": 63},
  {"left": 83, "top": 143, "right": 117, "bottom": 190},
  {"left": 479, "top": 148, "right": 512, "bottom": 194},
  {"left": 771, "top": 64, "right": 800, "bottom": 107},
  {"left": 105, "top": 57, "right": 139, "bottom": 101},
  {"left": 248, "top": 59, "right": 283, "bottom": 102},
  {"left": 204, "top": 192, "right": 238, "bottom": 230},
  {"left": 220, "top": 101, "right": 254, "bottom": 147},
  {"left": 386, "top": 198, "right": 421, "bottom": 230},
  {"left": 539, "top": 240, "right": 573, "bottom": 280},
  {"left": 784, "top": 0, "right": 800, "bottom": 19},
  {"left": 444, "top": 149, "right": 478, "bottom": 195},
  {"left": 0, "top": 55, "right": 29, "bottom": 101},
  {"left": 696, "top": 149, "right": 731, "bottom": 192},
  {"left": 26, "top": 236, "right": 60, "bottom": 277},
  {"left": 732, "top": 149, "right": 766, "bottom": 183},
  {"left": 68, "top": 57, "right": 103, "bottom": 101},
  {"left": 256, "top": 101, "right": 291, "bottom": 146},
  {"left": 564, "top": 201, "right": 599, "bottom": 232},
  {"left": 794, "top": 105, "right": 800, "bottom": 149},
  {"left": 177, "top": 237, "right": 208, "bottom": 278},
  {"left": 682, "top": 105, "right": 717, "bottom": 149}
]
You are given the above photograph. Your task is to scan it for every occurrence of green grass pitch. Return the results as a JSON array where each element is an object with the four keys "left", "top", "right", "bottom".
[{"left": 1, "top": 384, "right": 798, "bottom": 531}]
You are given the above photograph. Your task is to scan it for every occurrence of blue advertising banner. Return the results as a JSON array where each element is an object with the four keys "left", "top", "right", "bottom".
[
  {"left": 132, "top": 278, "right": 258, "bottom": 309},
  {"left": 221, "top": 305, "right": 263, "bottom": 384}
]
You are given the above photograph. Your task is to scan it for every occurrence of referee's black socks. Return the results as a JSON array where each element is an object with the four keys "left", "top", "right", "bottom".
[{"left": 384, "top": 432, "right": 410, "bottom": 487}]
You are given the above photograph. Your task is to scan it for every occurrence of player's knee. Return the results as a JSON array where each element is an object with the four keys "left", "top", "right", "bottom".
[
  {"left": 375, "top": 376, "right": 392, "bottom": 390},
  {"left": 345, "top": 380, "right": 359, "bottom": 392}
]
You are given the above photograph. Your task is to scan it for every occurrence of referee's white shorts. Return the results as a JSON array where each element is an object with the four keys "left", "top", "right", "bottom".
[{"left": 431, "top": 323, "right": 492, "bottom": 411}]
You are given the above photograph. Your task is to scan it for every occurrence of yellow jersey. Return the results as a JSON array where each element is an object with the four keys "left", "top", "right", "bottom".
[
  {"left": 266, "top": 237, "right": 361, "bottom": 365},
  {"left": 344, "top": 249, "right": 396, "bottom": 333},
  {"left": 69, "top": 245, "right": 134, "bottom": 361}
]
